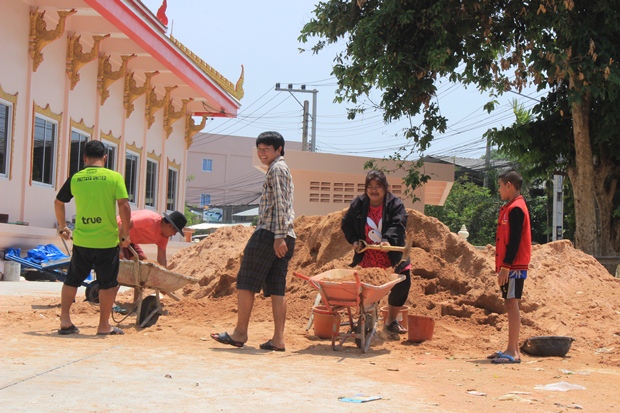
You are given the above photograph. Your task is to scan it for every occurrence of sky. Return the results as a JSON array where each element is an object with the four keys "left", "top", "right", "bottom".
[{"left": 142, "top": 0, "right": 545, "bottom": 160}]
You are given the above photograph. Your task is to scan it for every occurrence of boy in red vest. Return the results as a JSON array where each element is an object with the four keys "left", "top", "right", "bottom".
[{"left": 489, "top": 170, "right": 532, "bottom": 364}]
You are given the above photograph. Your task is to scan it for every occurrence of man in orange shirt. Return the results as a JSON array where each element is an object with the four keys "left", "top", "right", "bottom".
[{"left": 117, "top": 210, "right": 187, "bottom": 268}]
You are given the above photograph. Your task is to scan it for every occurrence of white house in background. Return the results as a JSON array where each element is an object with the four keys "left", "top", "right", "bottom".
[
  {"left": 0, "top": 0, "right": 243, "bottom": 253},
  {"left": 187, "top": 133, "right": 454, "bottom": 216}
]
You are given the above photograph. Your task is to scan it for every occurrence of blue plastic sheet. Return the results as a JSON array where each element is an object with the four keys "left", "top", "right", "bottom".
[{"left": 25, "top": 244, "right": 69, "bottom": 264}]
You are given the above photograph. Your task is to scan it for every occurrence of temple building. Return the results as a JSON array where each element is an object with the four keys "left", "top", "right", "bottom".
[{"left": 0, "top": 0, "right": 243, "bottom": 250}]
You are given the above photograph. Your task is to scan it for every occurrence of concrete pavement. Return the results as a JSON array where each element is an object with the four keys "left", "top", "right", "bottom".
[{"left": 0, "top": 280, "right": 446, "bottom": 413}]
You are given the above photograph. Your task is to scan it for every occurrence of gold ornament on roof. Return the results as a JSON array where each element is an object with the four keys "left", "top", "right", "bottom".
[
  {"left": 185, "top": 114, "right": 207, "bottom": 149},
  {"left": 124, "top": 70, "right": 158, "bottom": 118},
  {"left": 146, "top": 85, "right": 174, "bottom": 129},
  {"left": 164, "top": 96, "right": 191, "bottom": 139},
  {"left": 169, "top": 35, "right": 244, "bottom": 101},
  {"left": 66, "top": 33, "right": 109, "bottom": 90},
  {"left": 98, "top": 54, "right": 136, "bottom": 105},
  {"left": 29, "top": 8, "right": 76, "bottom": 72}
]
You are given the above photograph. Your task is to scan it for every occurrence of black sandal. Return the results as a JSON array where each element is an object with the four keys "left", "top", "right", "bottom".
[{"left": 386, "top": 321, "right": 407, "bottom": 334}]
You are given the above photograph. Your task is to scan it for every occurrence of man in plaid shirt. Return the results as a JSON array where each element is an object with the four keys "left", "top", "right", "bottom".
[{"left": 212, "top": 131, "right": 296, "bottom": 352}]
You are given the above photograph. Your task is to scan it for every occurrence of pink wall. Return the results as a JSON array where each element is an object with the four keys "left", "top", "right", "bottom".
[{"left": 187, "top": 133, "right": 454, "bottom": 216}]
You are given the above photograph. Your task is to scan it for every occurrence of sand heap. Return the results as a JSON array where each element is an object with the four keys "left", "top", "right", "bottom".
[{"left": 168, "top": 209, "right": 620, "bottom": 363}]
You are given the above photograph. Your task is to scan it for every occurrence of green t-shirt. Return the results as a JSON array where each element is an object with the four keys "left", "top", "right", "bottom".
[{"left": 69, "top": 167, "right": 128, "bottom": 248}]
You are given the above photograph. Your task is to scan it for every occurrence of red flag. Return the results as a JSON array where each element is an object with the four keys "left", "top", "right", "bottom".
[{"left": 156, "top": 0, "right": 168, "bottom": 26}]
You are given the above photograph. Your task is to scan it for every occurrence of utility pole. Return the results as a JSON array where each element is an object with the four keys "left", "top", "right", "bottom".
[
  {"left": 302, "top": 100, "right": 309, "bottom": 151},
  {"left": 552, "top": 174, "right": 564, "bottom": 241},
  {"left": 275, "top": 83, "right": 318, "bottom": 151},
  {"left": 483, "top": 135, "right": 491, "bottom": 188}
]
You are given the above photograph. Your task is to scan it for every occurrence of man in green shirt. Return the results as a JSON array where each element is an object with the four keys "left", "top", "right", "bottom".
[{"left": 55, "top": 140, "right": 131, "bottom": 335}]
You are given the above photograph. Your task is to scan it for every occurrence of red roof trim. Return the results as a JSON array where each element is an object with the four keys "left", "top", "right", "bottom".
[{"left": 84, "top": 0, "right": 239, "bottom": 117}]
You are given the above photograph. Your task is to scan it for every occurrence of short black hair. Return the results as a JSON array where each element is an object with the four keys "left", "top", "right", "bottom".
[
  {"left": 256, "top": 131, "right": 285, "bottom": 156},
  {"left": 84, "top": 140, "right": 106, "bottom": 159},
  {"left": 365, "top": 170, "right": 389, "bottom": 191},
  {"left": 498, "top": 170, "right": 523, "bottom": 191}
]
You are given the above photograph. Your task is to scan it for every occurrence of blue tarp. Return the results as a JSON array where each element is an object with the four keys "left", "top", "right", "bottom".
[{"left": 5, "top": 244, "right": 69, "bottom": 264}]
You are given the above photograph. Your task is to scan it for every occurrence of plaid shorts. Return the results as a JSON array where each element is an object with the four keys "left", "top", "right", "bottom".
[{"left": 236, "top": 229, "right": 295, "bottom": 296}]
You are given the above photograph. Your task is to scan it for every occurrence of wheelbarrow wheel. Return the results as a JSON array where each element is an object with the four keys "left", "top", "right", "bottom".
[
  {"left": 85, "top": 281, "right": 100, "bottom": 304},
  {"left": 139, "top": 295, "right": 160, "bottom": 328},
  {"left": 354, "top": 313, "right": 374, "bottom": 349}
]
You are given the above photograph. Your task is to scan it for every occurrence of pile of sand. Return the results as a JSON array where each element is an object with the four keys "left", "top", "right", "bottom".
[{"left": 168, "top": 209, "right": 620, "bottom": 365}]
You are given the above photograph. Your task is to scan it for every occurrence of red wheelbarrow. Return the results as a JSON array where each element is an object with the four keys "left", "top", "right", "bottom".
[{"left": 294, "top": 269, "right": 405, "bottom": 353}]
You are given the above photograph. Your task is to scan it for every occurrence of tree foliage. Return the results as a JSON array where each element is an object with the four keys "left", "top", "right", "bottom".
[
  {"left": 300, "top": 0, "right": 620, "bottom": 255},
  {"left": 425, "top": 174, "right": 550, "bottom": 246},
  {"left": 425, "top": 177, "right": 498, "bottom": 245}
]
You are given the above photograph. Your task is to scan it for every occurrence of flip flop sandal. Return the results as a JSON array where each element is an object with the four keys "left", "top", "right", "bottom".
[
  {"left": 486, "top": 350, "right": 504, "bottom": 359},
  {"left": 259, "top": 339, "right": 285, "bottom": 352},
  {"left": 97, "top": 326, "right": 124, "bottom": 335},
  {"left": 210, "top": 332, "right": 245, "bottom": 348},
  {"left": 58, "top": 325, "right": 79, "bottom": 335},
  {"left": 491, "top": 353, "right": 521, "bottom": 364}
]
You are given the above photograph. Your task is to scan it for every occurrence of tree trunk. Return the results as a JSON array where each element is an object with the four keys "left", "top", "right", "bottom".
[
  {"left": 593, "top": 161, "right": 618, "bottom": 257},
  {"left": 567, "top": 89, "right": 598, "bottom": 256}
]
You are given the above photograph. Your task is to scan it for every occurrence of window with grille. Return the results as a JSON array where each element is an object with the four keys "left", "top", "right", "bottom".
[
  {"left": 125, "top": 151, "right": 139, "bottom": 203},
  {"left": 103, "top": 142, "right": 117, "bottom": 171},
  {"left": 32, "top": 115, "right": 57, "bottom": 185},
  {"left": 145, "top": 159, "right": 158, "bottom": 207},
  {"left": 0, "top": 101, "right": 11, "bottom": 177},
  {"left": 166, "top": 167, "right": 178, "bottom": 211},
  {"left": 69, "top": 130, "right": 89, "bottom": 175},
  {"left": 200, "top": 193, "right": 211, "bottom": 207}
]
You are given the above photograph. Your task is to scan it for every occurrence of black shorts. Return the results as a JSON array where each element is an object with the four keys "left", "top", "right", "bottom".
[
  {"left": 66, "top": 245, "right": 120, "bottom": 289},
  {"left": 500, "top": 278, "right": 524, "bottom": 299},
  {"left": 236, "top": 229, "right": 295, "bottom": 296}
]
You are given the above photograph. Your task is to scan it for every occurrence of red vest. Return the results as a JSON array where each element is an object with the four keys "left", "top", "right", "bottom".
[{"left": 496, "top": 195, "right": 531, "bottom": 271}]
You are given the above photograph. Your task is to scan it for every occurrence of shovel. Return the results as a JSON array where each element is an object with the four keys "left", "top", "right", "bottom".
[{"left": 355, "top": 238, "right": 412, "bottom": 254}]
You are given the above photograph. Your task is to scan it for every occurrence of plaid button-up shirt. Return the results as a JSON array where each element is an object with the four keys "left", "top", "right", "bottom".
[{"left": 256, "top": 156, "right": 296, "bottom": 239}]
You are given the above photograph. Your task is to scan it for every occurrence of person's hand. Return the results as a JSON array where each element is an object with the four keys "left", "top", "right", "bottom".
[
  {"left": 119, "top": 232, "right": 131, "bottom": 248},
  {"left": 379, "top": 241, "right": 390, "bottom": 248},
  {"left": 497, "top": 267, "right": 510, "bottom": 286},
  {"left": 274, "top": 238, "right": 287, "bottom": 259},
  {"left": 58, "top": 227, "right": 72, "bottom": 240}
]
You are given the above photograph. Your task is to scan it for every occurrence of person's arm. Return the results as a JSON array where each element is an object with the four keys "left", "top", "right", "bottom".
[
  {"left": 117, "top": 198, "right": 131, "bottom": 248},
  {"left": 54, "top": 199, "right": 71, "bottom": 240},
  {"left": 55, "top": 178, "right": 73, "bottom": 240},
  {"left": 383, "top": 196, "right": 408, "bottom": 246},
  {"left": 270, "top": 164, "right": 293, "bottom": 258},
  {"left": 156, "top": 245, "right": 167, "bottom": 267},
  {"left": 497, "top": 207, "right": 524, "bottom": 287},
  {"left": 503, "top": 207, "right": 525, "bottom": 267},
  {"left": 341, "top": 196, "right": 363, "bottom": 245}
]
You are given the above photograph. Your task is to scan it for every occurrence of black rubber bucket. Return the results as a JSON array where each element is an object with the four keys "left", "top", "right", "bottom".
[{"left": 521, "top": 336, "right": 575, "bottom": 357}]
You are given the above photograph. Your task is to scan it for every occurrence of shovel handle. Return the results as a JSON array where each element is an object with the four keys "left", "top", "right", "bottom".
[{"left": 354, "top": 239, "right": 407, "bottom": 253}]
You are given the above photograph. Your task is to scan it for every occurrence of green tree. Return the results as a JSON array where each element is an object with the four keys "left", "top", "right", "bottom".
[
  {"left": 184, "top": 205, "right": 202, "bottom": 226},
  {"left": 426, "top": 174, "right": 550, "bottom": 246},
  {"left": 425, "top": 177, "right": 498, "bottom": 245},
  {"left": 300, "top": 0, "right": 620, "bottom": 255}
]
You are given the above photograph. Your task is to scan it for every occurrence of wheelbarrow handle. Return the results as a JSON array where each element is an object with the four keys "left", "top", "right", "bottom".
[
  {"left": 354, "top": 239, "right": 407, "bottom": 253},
  {"left": 128, "top": 245, "right": 140, "bottom": 261},
  {"left": 293, "top": 271, "right": 312, "bottom": 282}
]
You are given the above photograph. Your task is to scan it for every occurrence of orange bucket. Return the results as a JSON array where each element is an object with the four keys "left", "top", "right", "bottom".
[
  {"left": 380, "top": 305, "right": 410, "bottom": 329},
  {"left": 407, "top": 315, "right": 435, "bottom": 342},
  {"left": 312, "top": 305, "right": 340, "bottom": 339}
]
